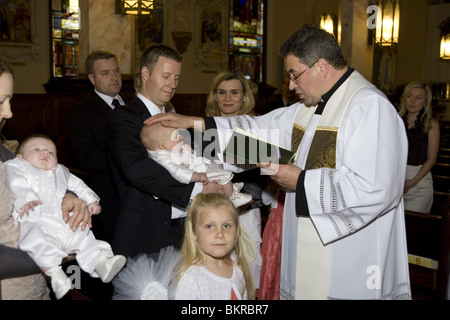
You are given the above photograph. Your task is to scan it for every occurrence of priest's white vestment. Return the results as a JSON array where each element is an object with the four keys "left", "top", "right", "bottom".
[{"left": 209, "top": 70, "right": 411, "bottom": 300}]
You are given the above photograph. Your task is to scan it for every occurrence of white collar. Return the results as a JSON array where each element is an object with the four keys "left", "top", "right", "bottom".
[
  {"left": 137, "top": 93, "right": 166, "bottom": 115},
  {"left": 95, "top": 90, "right": 123, "bottom": 108}
]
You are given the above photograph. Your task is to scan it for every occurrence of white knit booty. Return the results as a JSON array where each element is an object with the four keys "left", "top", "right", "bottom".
[
  {"left": 230, "top": 182, "right": 252, "bottom": 207},
  {"left": 94, "top": 255, "right": 126, "bottom": 283},
  {"left": 50, "top": 268, "right": 72, "bottom": 300}
]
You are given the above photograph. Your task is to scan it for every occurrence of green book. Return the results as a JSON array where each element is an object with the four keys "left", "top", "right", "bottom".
[{"left": 223, "top": 128, "right": 296, "bottom": 165}]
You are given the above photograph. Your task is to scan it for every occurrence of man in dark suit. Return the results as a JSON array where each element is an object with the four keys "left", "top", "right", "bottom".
[
  {"left": 67, "top": 50, "right": 134, "bottom": 300},
  {"left": 106, "top": 44, "right": 226, "bottom": 259},
  {"left": 67, "top": 51, "right": 129, "bottom": 245}
]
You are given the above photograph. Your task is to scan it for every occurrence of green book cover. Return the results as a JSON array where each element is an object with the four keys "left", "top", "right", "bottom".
[{"left": 223, "top": 128, "right": 296, "bottom": 165}]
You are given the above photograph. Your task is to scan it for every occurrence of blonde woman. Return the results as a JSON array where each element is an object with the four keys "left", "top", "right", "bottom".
[
  {"left": 175, "top": 193, "right": 255, "bottom": 300},
  {"left": 205, "top": 70, "right": 255, "bottom": 117},
  {"left": 398, "top": 81, "right": 440, "bottom": 214}
]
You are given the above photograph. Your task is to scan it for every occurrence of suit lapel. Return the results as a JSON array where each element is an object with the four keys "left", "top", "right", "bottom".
[
  {"left": 131, "top": 96, "right": 152, "bottom": 119},
  {"left": 90, "top": 93, "right": 114, "bottom": 115}
]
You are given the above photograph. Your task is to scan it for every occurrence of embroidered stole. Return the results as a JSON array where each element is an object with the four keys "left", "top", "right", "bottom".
[{"left": 286, "top": 69, "right": 372, "bottom": 299}]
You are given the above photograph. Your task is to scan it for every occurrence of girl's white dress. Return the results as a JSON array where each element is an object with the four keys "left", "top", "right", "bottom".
[
  {"left": 112, "top": 246, "right": 249, "bottom": 300},
  {"left": 112, "top": 246, "right": 181, "bottom": 300},
  {"left": 175, "top": 263, "right": 247, "bottom": 300}
]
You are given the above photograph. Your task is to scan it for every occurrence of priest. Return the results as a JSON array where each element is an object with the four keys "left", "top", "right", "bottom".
[{"left": 146, "top": 24, "right": 411, "bottom": 300}]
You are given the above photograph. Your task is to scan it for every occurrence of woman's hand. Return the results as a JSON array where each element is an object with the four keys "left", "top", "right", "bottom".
[
  {"left": 404, "top": 179, "right": 416, "bottom": 194},
  {"left": 143, "top": 112, "right": 205, "bottom": 132},
  {"left": 258, "top": 162, "right": 302, "bottom": 191},
  {"left": 61, "top": 193, "right": 91, "bottom": 231}
]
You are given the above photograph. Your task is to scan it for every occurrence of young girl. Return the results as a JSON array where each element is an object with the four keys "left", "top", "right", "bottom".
[{"left": 174, "top": 193, "right": 255, "bottom": 300}]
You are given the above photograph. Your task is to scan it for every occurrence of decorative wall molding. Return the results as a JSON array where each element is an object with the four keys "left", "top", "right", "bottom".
[
  {"left": 0, "top": 42, "right": 41, "bottom": 62},
  {"left": 0, "top": 0, "right": 40, "bottom": 62}
]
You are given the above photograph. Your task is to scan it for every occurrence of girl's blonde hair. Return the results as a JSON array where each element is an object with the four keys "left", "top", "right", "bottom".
[
  {"left": 175, "top": 193, "right": 255, "bottom": 300},
  {"left": 205, "top": 70, "right": 255, "bottom": 117},
  {"left": 397, "top": 81, "right": 434, "bottom": 132}
]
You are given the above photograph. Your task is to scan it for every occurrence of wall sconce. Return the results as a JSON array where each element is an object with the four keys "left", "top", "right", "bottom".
[
  {"left": 171, "top": 31, "right": 193, "bottom": 54},
  {"left": 439, "top": 17, "right": 450, "bottom": 60},
  {"left": 115, "top": 0, "right": 154, "bottom": 16},
  {"left": 374, "top": 0, "right": 400, "bottom": 46},
  {"left": 320, "top": 14, "right": 338, "bottom": 39}
]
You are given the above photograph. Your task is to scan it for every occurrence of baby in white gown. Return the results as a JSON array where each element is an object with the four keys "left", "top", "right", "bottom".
[
  {"left": 5, "top": 134, "right": 125, "bottom": 299},
  {"left": 140, "top": 123, "right": 251, "bottom": 208}
]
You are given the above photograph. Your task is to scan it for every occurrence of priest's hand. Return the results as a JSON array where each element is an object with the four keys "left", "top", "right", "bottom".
[
  {"left": 144, "top": 112, "right": 205, "bottom": 132},
  {"left": 201, "top": 181, "right": 231, "bottom": 197},
  {"left": 258, "top": 162, "right": 302, "bottom": 191}
]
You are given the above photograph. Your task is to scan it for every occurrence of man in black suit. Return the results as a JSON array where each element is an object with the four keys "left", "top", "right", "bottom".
[
  {"left": 67, "top": 51, "right": 128, "bottom": 245},
  {"left": 106, "top": 44, "right": 227, "bottom": 259},
  {"left": 67, "top": 50, "right": 133, "bottom": 300}
]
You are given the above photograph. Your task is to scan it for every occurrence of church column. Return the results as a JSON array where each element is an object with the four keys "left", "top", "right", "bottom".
[{"left": 339, "top": 0, "right": 374, "bottom": 82}]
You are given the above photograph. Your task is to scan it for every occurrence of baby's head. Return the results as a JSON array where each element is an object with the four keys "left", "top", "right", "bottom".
[
  {"left": 140, "top": 122, "right": 183, "bottom": 151},
  {"left": 16, "top": 134, "right": 58, "bottom": 170}
]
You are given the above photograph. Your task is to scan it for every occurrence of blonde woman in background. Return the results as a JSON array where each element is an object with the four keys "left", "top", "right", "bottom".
[
  {"left": 205, "top": 70, "right": 255, "bottom": 117},
  {"left": 398, "top": 81, "right": 440, "bottom": 214}
]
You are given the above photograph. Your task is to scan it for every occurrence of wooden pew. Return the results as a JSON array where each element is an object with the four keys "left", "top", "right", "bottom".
[
  {"left": 405, "top": 192, "right": 450, "bottom": 299},
  {"left": 406, "top": 122, "right": 450, "bottom": 299}
]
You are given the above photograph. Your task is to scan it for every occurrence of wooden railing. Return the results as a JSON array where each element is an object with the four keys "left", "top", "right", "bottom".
[
  {"left": 405, "top": 195, "right": 450, "bottom": 299},
  {"left": 405, "top": 122, "right": 450, "bottom": 299}
]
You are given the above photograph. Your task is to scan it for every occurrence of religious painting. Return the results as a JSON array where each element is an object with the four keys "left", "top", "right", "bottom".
[
  {"left": 200, "top": 6, "right": 221, "bottom": 52},
  {"left": 194, "top": 0, "right": 228, "bottom": 70},
  {"left": 0, "top": 0, "right": 32, "bottom": 44},
  {"left": 138, "top": 0, "right": 164, "bottom": 50},
  {"left": 231, "top": 0, "right": 260, "bottom": 34}
]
